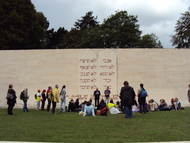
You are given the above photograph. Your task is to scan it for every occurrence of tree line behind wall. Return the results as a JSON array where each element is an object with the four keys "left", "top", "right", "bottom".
[{"left": 0, "top": 0, "right": 189, "bottom": 50}]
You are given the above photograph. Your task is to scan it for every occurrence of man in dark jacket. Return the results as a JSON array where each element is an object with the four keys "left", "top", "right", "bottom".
[
  {"left": 7, "top": 84, "right": 17, "bottom": 115},
  {"left": 120, "top": 81, "right": 135, "bottom": 118},
  {"left": 93, "top": 88, "right": 101, "bottom": 107},
  {"left": 20, "top": 88, "right": 29, "bottom": 112}
]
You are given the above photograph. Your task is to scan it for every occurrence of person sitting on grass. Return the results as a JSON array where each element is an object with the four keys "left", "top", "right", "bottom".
[
  {"left": 159, "top": 99, "right": 168, "bottom": 109},
  {"left": 159, "top": 99, "right": 172, "bottom": 111},
  {"left": 83, "top": 101, "right": 95, "bottom": 117},
  {"left": 74, "top": 98, "right": 80, "bottom": 112},
  {"left": 97, "top": 99, "right": 107, "bottom": 116},
  {"left": 148, "top": 99, "right": 159, "bottom": 111},
  {"left": 107, "top": 99, "right": 121, "bottom": 114},
  {"left": 68, "top": 99, "right": 75, "bottom": 112},
  {"left": 97, "top": 99, "right": 106, "bottom": 110},
  {"left": 169, "top": 98, "right": 178, "bottom": 111},
  {"left": 158, "top": 99, "right": 168, "bottom": 110},
  {"left": 79, "top": 101, "right": 87, "bottom": 116},
  {"left": 80, "top": 101, "right": 87, "bottom": 112},
  {"left": 115, "top": 101, "right": 125, "bottom": 113},
  {"left": 174, "top": 98, "right": 181, "bottom": 110},
  {"left": 171, "top": 98, "right": 181, "bottom": 111},
  {"left": 132, "top": 99, "right": 140, "bottom": 113}
]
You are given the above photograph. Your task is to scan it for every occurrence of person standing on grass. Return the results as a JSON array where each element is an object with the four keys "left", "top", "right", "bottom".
[
  {"left": 104, "top": 86, "right": 111, "bottom": 105},
  {"left": 41, "top": 89, "right": 46, "bottom": 111},
  {"left": 93, "top": 88, "right": 101, "bottom": 107},
  {"left": 46, "top": 86, "right": 52, "bottom": 111},
  {"left": 188, "top": 84, "right": 190, "bottom": 103},
  {"left": 51, "top": 85, "right": 59, "bottom": 114},
  {"left": 20, "top": 88, "right": 29, "bottom": 112},
  {"left": 138, "top": 83, "right": 147, "bottom": 114},
  {"left": 60, "top": 85, "right": 66, "bottom": 112},
  {"left": 6, "top": 84, "right": 17, "bottom": 115},
  {"left": 35, "top": 89, "right": 41, "bottom": 110},
  {"left": 120, "top": 81, "right": 135, "bottom": 118}
]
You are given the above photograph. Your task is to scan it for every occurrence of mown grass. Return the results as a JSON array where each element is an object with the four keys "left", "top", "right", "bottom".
[{"left": 0, "top": 107, "right": 190, "bottom": 143}]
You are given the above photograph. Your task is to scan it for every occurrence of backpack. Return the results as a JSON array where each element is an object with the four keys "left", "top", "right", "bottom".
[
  {"left": 34, "top": 94, "right": 37, "bottom": 99},
  {"left": 140, "top": 89, "right": 147, "bottom": 97},
  {"left": 20, "top": 91, "right": 24, "bottom": 100},
  {"left": 100, "top": 107, "right": 108, "bottom": 116},
  {"left": 47, "top": 90, "right": 53, "bottom": 100}
]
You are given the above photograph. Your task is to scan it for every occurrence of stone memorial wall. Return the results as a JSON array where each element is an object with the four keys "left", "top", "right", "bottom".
[{"left": 0, "top": 49, "right": 189, "bottom": 108}]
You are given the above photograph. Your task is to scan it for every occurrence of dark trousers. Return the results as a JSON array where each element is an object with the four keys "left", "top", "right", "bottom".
[
  {"left": 95, "top": 96, "right": 100, "bottom": 107},
  {"left": 47, "top": 100, "right": 51, "bottom": 111},
  {"left": 7, "top": 104, "right": 14, "bottom": 115},
  {"left": 52, "top": 101, "right": 57, "bottom": 114},
  {"left": 41, "top": 100, "right": 45, "bottom": 110},
  {"left": 139, "top": 102, "right": 146, "bottom": 114}
]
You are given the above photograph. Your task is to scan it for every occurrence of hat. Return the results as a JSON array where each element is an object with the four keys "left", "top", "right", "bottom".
[{"left": 37, "top": 89, "right": 41, "bottom": 92}]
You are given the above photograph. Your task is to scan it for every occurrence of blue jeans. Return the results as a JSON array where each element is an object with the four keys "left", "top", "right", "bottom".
[
  {"left": 23, "top": 100, "right": 28, "bottom": 112},
  {"left": 60, "top": 98, "right": 66, "bottom": 112},
  {"left": 124, "top": 105, "right": 132, "bottom": 118}
]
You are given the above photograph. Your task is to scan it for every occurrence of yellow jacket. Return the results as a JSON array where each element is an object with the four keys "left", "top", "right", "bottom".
[
  {"left": 52, "top": 87, "right": 59, "bottom": 103},
  {"left": 36, "top": 92, "right": 41, "bottom": 101},
  {"left": 107, "top": 103, "right": 115, "bottom": 109}
]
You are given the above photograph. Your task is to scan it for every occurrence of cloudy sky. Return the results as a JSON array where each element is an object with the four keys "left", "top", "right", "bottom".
[{"left": 31, "top": 0, "right": 189, "bottom": 48}]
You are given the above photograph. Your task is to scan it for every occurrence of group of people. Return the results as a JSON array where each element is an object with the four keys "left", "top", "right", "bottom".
[
  {"left": 93, "top": 86, "right": 111, "bottom": 106},
  {"left": 6, "top": 84, "right": 64, "bottom": 115},
  {"left": 6, "top": 82, "right": 189, "bottom": 117},
  {"left": 34, "top": 85, "right": 66, "bottom": 114},
  {"left": 147, "top": 98, "right": 182, "bottom": 112},
  {"left": 132, "top": 84, "right": 183, "bottom": 114},
  {"left": 77, "top": 99, "right": 122, "bottom": 116}
]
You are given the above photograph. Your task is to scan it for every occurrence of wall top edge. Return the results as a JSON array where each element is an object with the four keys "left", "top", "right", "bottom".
[{"left": 0, "top": 48, "right": 189, "bottom": 52}]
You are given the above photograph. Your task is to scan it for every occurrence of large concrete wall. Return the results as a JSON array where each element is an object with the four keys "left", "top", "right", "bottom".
[{"left": 0, "top": 49, "right": 190, "bottom": 108}]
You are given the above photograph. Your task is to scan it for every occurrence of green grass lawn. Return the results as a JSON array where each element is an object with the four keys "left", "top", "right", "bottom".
[{"left": 0, "top": 107, "right": 190, "bottom": 143}]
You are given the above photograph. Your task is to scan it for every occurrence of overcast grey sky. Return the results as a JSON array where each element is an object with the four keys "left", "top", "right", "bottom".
[{"left": 31, "top": 0, "right": 189, "bottom": 48}]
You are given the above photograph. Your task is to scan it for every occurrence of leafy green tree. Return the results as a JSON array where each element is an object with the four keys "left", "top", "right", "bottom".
[
  {"left": 45, "top": 28, "right": 55, "bottom": 49},
  {"left": 77, "top": 10, "right": 143, "bottom": 48},
  {"left": 45, "top": 27, "right": 67, "bottom": 49},
  {"left": 0, "top": 0, "right": 49, "bottom": 50},
  {"left": 62, "top": 11, "right": 99, "bottom": 48},
  {"left": 61, "top": 28, "right": 82, "bottom": 48},
  {"left": 171, "top": 8, "right": 190, "bottom": 48},
  {"left": 100, "top": 10, "right": 142, "bottom": 48},
  {"left": 74, "top": 11, "right": 99, "bottom": 31},
  {"left": 78, "top": 26, "right": 104, "bottom": 48},
  {"left": 62, "top": 10, "right": 163, "bottom": 49},
  {"left": 139, "top": 33, "right": 163, "bottom": 48}
]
